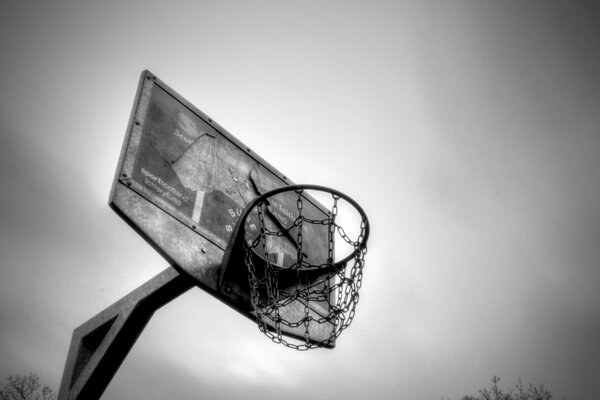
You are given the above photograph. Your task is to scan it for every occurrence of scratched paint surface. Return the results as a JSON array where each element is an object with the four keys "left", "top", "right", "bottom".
[{"left": 111, "top": 72, "right": 333, "bottom": 342}]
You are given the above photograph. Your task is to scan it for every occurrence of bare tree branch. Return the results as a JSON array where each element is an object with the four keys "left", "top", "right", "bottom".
[
  {"left": 0, "top": 374, "right": 55, "bottom": 400},
  {"left": 449, "top": 376, "right": 562, "bottom": 400}
]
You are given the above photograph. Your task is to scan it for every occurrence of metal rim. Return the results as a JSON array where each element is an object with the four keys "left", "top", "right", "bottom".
[{"left": 239, "top": 184, "right": 370, "bottom": 267}]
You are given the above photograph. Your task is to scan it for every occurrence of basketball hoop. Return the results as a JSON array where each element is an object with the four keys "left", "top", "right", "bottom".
[
  {"left": 235, "top": 184, "right": 369, "bottom": 350},
  {"left": 60, "top": 71, "right": 376, "bottom": 400}
]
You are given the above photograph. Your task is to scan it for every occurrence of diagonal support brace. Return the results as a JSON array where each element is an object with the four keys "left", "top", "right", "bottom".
[{"left": 58, "top": 267, "right": 195, "bottom": 400}]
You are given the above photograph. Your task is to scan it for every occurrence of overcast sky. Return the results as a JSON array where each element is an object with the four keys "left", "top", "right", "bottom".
[{"left": 1, "top": 1, "right": 599, "bottom": 399}]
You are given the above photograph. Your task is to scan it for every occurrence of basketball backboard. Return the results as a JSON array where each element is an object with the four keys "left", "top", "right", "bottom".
[
  {"left": 109, "top": 70, "right": 334, "bottom": 345},
  {"left": 59, "top": 70, "right": 369, "bottom": 399}
]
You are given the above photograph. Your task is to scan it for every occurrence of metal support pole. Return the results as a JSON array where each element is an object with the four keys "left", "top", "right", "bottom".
[{"left": 57, "top": 267, "right": 195, "bottom": 400}]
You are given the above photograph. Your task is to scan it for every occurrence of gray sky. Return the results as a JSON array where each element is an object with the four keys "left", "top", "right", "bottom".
[{"left": 1, "top": 1, "right": 599, "bottom": 399}]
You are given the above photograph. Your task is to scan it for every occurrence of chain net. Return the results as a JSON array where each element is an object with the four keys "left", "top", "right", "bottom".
[{"left": 243, "top": 185, "right": 368, "bottom": 350}]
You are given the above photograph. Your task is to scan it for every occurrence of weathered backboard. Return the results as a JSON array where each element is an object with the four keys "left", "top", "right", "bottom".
[{"left": 110, "top": 70, "right": 332, "bottom": 344}]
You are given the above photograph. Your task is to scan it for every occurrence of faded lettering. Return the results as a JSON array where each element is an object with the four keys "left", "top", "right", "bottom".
[
  {"left": 267, "top": 199, "right": 296, "bottom": 227},
  {"left": 141, "top": 167, "right": 191, "bottom": 205},
  {"left": 228, "top": 208, "right": 243, "bottom": 218},
  {"left": 173, "top": 128, "right": 194, "bottom": 146}
]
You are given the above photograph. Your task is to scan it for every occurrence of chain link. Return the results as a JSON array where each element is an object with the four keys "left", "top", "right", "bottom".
[{"left": 243, "top": 186, "right": 368, "bottom": 350}]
